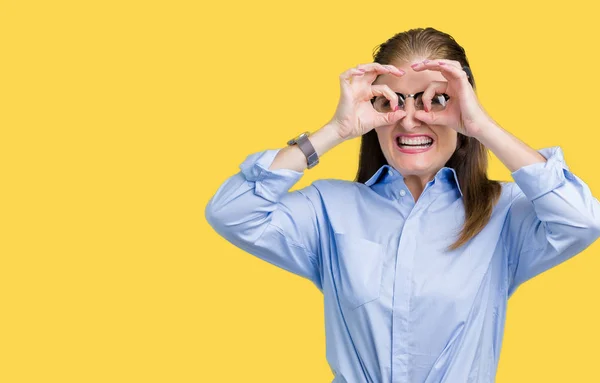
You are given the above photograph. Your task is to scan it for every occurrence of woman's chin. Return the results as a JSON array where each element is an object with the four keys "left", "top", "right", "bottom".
[{"left": 391, "top": 156, "right": 437, "bottom": 175}]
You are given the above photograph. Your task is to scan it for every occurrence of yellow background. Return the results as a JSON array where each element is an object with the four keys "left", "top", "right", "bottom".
[{"left": 2, "top": 0, "right": 599, "bottom": 381}]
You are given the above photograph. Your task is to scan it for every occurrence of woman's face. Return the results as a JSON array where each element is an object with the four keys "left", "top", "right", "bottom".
[{"left": 372, "top": 58, "right": 458, "bottom": 183}]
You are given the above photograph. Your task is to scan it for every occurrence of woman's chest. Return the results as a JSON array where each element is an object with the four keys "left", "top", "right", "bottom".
[{"left": 326, "top": 205, "right": 508, "bottom": 320}]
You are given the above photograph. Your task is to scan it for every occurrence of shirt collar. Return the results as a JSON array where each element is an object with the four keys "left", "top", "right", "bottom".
[
  {"left": 364, "top": 164, "right": 463, "bottom": 197},
  {"left": 364, "top": 164, "right": 394, "bottom": 186}
]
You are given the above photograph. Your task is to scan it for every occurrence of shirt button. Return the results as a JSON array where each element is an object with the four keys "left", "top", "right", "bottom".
[{"left": 399, "top": 189, "right": 406, "bottom": 197}]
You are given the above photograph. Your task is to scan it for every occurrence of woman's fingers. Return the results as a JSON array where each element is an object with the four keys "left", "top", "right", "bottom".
[
  {"left": 414, "top": 109, "right": 452, "bottom": 126},
  {"left": 341, "top": 68, "right": 366, "bottom": 85},
  {"left": 412, "top": 59, "right": 469, "bottom": 85},
  {"left": 340, "top": 63, "right": 404, "bottom": 85},
  {"left": 356, "top": 63, "right": 405, "bottom": 76},
  {"left": 370, "top": 84, "right": 400, "bottom": 111},
  {"left": 333, "top": 63, "right": 408, "bottom": 138},
  {"left": 421, "top": 81, "right": 448, "bottom": 112},
  {"left": 370, "top": 84, "right": 406, "bottom": 126}
]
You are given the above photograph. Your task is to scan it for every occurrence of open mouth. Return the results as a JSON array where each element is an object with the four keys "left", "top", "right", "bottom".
[{"left": 395, "top": 136, "right": 434, "bottom": 149}]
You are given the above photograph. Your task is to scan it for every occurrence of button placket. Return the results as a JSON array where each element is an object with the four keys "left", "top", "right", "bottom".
[{"left": 391, "top": 211, "right": 418, "bottom": 379}]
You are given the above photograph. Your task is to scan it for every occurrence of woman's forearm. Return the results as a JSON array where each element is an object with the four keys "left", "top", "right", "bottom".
[
  {"left": 269, "top": 121, "right": 346, "bottom": 172},
  {"left": 474, "top": 118, "right": 546, "bottom": 172}
]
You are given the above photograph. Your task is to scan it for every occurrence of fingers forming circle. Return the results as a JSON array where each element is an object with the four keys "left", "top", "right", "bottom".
[
  {"left": 437, "top": 59, "right": 462, "bottom": 69},
  {"left": 339, "top": 67, "right": 365, "bottom": 82},
  {"left": 370, "top": 84, "right": 400, "bottom": 110},
  {"left": 341, "top": 63, "right": 404, "bottom": 87},
  {"left": 342, "top": 68, "right": 365, "bottom": 85},
  {"left": 414, "top": 109, "right": 451, "bottom": 126},
  {"left": 421, "top": 81, "right": 449, "bottom": 112},
  {"left": 412, "top": 60, "right": 469, "bottom": 90},
  {"left": 356, "top": 62, "right": 403, "bottom": 75}
]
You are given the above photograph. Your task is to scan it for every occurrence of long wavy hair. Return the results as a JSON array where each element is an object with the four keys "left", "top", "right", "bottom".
[{"left": 355, "top": 27, "right": 502, "bottom": 251}]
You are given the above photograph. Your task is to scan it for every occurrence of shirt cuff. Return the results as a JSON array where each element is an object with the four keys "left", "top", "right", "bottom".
[
  {"left": 510, "top": 146, "right": 575, "bottom": 201},
  {"left": 239, "top": 149, "right": 304, "bottom": 203}
]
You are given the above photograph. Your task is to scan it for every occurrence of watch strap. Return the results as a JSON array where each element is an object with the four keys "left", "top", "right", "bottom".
[
  {"left": 288, "top": 132, "right": 319, "bottom": 169},
  {"left": 297, "top": 134, "right": 319, "bottom": 169}
]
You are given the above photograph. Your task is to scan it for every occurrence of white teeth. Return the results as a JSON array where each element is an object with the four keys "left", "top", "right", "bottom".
[{"left": 398, "top": 136, "right": 433, "bottom": 145}]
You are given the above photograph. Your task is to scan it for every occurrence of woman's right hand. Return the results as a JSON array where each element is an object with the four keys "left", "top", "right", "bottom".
[{"left": 328, "top": 63, "right": 407, "bottom": 141}]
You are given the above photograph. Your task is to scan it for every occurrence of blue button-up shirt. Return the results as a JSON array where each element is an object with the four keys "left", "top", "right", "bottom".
[{"left": 205, "top": 146, "right": 600, "bottom": 382}]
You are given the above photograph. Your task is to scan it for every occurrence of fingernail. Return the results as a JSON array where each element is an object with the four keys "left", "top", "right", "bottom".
[
  {"left": 423, "top": 59, "right": 430, "bottom": 64},
  {"left": 397, "top": 69, "right": 405, "bottom": 75},
  {"left": 358, "top": 68, "right": 366, "bottom": 72},
  {"left": 439, "top": 62, "right": 446, "bottom": 65},
  {"left": 410, "top": 63, "right": 419, "bottom": 68},
  {"left": 394, "top": 105, "right": 400, "bottom": 111}
]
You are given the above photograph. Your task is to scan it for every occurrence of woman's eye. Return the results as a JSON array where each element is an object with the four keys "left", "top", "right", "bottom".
[
  {"left": 373, "top": 97, "right": 392, "bottom": 109},
  {"left": 432, "top": 95, "right": 448, "bottom": 105},
  {"left": 372, "top": 97, "right": 386, "bottom": 105},
  {"left": 372, "top": 96, "right": 405, "bottom": 112}
]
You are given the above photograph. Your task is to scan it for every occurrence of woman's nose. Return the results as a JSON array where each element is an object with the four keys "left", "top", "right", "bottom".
[{"left": 399, "top": 99, "right": 422, "bottom": 130}]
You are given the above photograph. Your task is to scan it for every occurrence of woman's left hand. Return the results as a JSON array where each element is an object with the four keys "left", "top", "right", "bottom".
[{"left": 411, "top": 59, "right": 491, "bottom": 138}]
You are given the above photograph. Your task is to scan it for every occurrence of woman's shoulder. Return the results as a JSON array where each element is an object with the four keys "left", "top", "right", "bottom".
[
  {"left": 498, "top": 180, "right": 527, "bottom": 201},
  {"left": 495, "top": 180, "right": 529, "bottom": 211},
  {"left": 294, "top": 178, "right": 372, "bottom": 205},
  {"left": 307, "top": 178, "right": 368, "bottom": 194}
]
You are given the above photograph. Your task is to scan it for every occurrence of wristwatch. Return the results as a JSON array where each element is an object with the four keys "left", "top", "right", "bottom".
[{"left": 287, "top": 131, "right": 319, "bottom": 169}]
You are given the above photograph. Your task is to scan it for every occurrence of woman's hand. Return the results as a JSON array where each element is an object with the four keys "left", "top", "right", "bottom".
[
  {"left": 411, "top": 59, "right": 492, "bottom": 138},
  {"left": 328, "top": 63, "right": 407, "bottom": 141}
]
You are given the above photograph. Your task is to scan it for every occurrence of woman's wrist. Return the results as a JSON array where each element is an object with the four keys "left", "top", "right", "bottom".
[
  {"left": 310, "top": 121, "right": 347, "bottom": 157},
  {"left": 269, "top": 121, "right": 347, "bottom": 172}
]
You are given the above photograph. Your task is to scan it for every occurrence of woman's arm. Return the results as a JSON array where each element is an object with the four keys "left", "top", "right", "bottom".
[
  {"left": 407, "top": 58, "right": 600, "bottom": 295},
  {"left": 205, "top": 61, "right": 406, "bottom": 289},
  {"left": 269, "top": 121, "right": 345, "bottom": 172},
  {"left": 475, "top": 119, "right": 600, "bottom": 296},
  {"left": 474, "top": 118, "right": 547, "bottom": 171},
  {"left": 204, "top": 122, "right": 344, "bottom": 290}
]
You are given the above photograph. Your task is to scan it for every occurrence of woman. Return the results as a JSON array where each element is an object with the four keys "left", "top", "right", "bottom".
[{"left": 205, "top": 27, "right": 600, "bottom": 382}]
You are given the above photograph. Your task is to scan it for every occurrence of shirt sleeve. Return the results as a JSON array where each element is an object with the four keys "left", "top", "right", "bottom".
[
  {"left": 205, "top": 148, "right": 323, "bottom": 291},
  {"left": 504, "top": 146, "right": 600, "bottom": 297}
]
